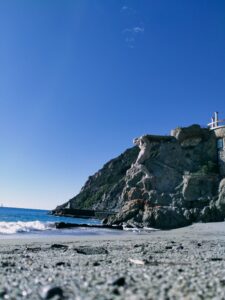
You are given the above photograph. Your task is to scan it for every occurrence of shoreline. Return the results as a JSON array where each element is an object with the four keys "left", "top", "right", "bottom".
[
  {"left": 0, "top": 221, "right": 225, "bottom": 243},
  {"left": 1, "top": 222, "right": 225, "bottom": 299}
]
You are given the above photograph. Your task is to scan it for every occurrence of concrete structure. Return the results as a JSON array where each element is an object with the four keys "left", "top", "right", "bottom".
[{"left": 208, "top": 112, "right": 225, "bottom": 177}]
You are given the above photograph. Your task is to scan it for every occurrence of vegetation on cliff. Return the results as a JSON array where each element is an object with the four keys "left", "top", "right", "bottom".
[{"left": 54, "top": 146, "right": 139, "bottom": 211}]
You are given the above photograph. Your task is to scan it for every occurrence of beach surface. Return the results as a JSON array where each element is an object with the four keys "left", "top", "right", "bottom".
[{"left": 1, "top": 222, "right": 225, "bottom": 299}]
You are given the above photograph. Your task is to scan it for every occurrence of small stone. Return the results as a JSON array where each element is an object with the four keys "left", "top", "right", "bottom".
[
  {"left": 0, "top": 288, "right": 7, "bottom": 298},
  {"left": 112, "top": 277, "right": 126, "bottom": 286},
  {"left": 178, "top": 268, "right": 183, "bottom": 273},
  {"left": 177, "top": 245, "right": 184, "bottom": 250},
  {"left": 39, "top": 285, "right": 64, "bottom": 299},
  {"left": 112, "top": 288, "right": 120, "bottom": 295},
  {"left": 21, "top": 290, "right": 28, "bottom": 297},
  {"left": 51, "top": 244, "right": 68, "bottom": 250},
  {"left": 210, "top": 257, "right": 222, "bottom": 261},
  {"left": 55, "top": 262, "right": 66, "bottom": 267},
  {"left": 1, "top": 261, "right": 13, "bottom": 267},
  {"left": 26, "top": 247, "right": 41, "bottom": 252},
  {"left": 75, "top": 246, "right": 108, "bottom": 255}
]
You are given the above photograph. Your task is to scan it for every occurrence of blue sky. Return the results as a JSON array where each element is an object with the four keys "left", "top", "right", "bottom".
[{"left": 0, "top": 0, "right": 225, "bottom": 209}]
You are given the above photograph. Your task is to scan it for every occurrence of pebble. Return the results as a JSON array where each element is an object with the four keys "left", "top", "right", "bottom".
[
  {"left": 50, "top": 244, "right": 68, "bottom": 250},
  {"left": 0, "top": 288, "right": 7, "bottom": 298},
  {"left": 74, "top": 246, "right": 108, "bottom": 255},
  {"left": 165, "top": 246, "right": 173, "bottom": 250},
  {"left": 55, "top": 262, "right": 66, "bottom": 267},
  {"left": 1, "top": 225, "right": 225, "bottom": 300},
  {"left": 177, "top": 245, "right": 184, "bottom": 250},
  {"left": 39, "top": 285, "right": 64, "bottom": 299},
  {"left": 112, "top": 277, "right": 126, "bottom": 286}
]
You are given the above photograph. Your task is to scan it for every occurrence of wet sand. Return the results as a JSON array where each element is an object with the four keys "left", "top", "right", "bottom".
[{"left": 1, "top": 222, "right": 225, "bottom": 299}]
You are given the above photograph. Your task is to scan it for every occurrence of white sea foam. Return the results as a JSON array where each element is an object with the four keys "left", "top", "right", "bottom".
[
  {"left": 123, "top": 225, "right": 159, "bottom": 232},
  {"left": 0, "top": 221, "right": 53, "bottom": 234}
]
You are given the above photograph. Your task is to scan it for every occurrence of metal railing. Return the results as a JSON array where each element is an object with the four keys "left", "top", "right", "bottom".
[{"left": 207, "top": 119, "right": 225, "bottom": 130}]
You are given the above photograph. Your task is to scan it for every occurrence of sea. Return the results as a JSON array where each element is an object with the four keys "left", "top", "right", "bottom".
[{"left": 0, "top": 207, "right": 126, "bottom": 238}]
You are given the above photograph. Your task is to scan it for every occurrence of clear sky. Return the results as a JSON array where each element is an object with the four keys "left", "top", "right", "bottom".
[{"left": 0, "top": 0, "right": 225, "bottom": 210}]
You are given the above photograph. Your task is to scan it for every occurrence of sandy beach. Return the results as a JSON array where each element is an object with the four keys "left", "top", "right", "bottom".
[{"left": 1, "top": 222, "right": 225, "bottom": 299}]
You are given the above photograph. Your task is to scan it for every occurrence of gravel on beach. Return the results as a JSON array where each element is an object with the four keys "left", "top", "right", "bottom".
[{"left": 1, "top": 222, "right": 225, "bottom": 300}]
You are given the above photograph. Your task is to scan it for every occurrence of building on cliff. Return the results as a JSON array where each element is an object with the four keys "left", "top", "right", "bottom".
[{"left": 208, "top": 112, "right": 225, "bottom": 176}]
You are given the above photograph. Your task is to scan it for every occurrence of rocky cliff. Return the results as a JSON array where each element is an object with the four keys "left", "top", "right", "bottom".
[
  {"left": 53, "top": 146, "right": 139, "bottom": 212},
  {"left": 53, "top": 124, "right": 225, "bottom": 229}
]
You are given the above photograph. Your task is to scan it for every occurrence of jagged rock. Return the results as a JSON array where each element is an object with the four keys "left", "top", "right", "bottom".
[
  {"left": 219, "top": 178, "right": 225, "bottom": 192},
  {"left": 181, "top": 137, "right": 202, "bottom": 148},
  {"left": 53, "top": 124, "right": 225, "bottom": 229},
  {"left": 133, "top": 136, "right": 152, "bottom": 164},
  {"left": 143, "top": 206, "right": 191, "bottom": 229},
  {"left": 147, "top": 190, "right": 173, "bottom": 206},
  {"left": 182, "top": 174, "right": 218, "bottom": 202},
  {"left": 107, "top": 200, "right": 191, "bottom": 229},
  {"left": 216, "top": 178, "right": 225, "bottom": 213},
  {"left": 197, "top": 203, "right": 224, "bottom": 223},
  {"left": 170, "top": 124, "right": 208, "bottom": 143},
  {"left": 107, "top": 199, "right": 145, "bottom": 225},
  {"left": 53, "top": 147, "right": 139, "bottom": 212}
]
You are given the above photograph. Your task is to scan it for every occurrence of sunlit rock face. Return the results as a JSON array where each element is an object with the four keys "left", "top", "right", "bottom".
[
  {"left": 217, "top": 179, "right": 225, "bottom": 212},
  {"left": 53, "top": 124, "right": 225, "bottom": 229}
]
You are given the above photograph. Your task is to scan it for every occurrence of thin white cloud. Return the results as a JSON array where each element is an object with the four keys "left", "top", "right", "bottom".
[
  {"left": 120, "top": 4, "right": 144, "bottom": 48},
  {"left": 122, "top": 24, "right": 145, "bottom": 48},
  {"left": 120, "top": 5, "right": 136, "bottom": 14},
  {"left": 133, "top": 26, "right": 144, "bottom": 33}
]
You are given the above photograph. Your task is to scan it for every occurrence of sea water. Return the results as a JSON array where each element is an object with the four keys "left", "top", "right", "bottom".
[{"left": 0, "top": 207, "right": 123, "bottom": 238}]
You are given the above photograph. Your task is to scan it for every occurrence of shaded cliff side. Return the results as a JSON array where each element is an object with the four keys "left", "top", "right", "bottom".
[
  {"left": 53, "top": 146, "right": 139, "bottom": 213},
  {"left": 53, "top": 124, "right": 225, "bottom": 229}
]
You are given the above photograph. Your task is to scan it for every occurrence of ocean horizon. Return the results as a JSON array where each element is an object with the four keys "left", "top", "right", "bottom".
[{"left": 0, "top": 206, "right": 118, "bottom": 237}]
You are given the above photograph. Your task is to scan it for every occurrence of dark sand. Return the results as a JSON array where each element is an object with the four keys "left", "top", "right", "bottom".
[{"left": 1, "top": 222, "right": 225, "bottom": 299}]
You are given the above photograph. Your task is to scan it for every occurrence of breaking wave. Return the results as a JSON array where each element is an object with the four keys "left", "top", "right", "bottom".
[{"left": 0, "top": 221, "right": 54, "bottom": 234}]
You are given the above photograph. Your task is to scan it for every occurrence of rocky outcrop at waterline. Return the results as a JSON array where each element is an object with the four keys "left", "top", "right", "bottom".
[{"left": 53, "top": 124, "right": 225, "bottom": 229}]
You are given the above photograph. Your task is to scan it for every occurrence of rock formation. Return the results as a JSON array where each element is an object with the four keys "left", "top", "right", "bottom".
[
  {"left": 53, "top": 146, "right": 139, "bottom": 212},
  {"left": 53, "top": 124, "right": 225, "bottom": 229}
]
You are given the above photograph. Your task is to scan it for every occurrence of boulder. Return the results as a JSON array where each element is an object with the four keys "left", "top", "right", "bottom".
[
  {"left": 182, "top": 174, "right": 218, "bottom": 202},
  {"left": 108, "top": 201, "right": 191, "bottom": 229},
  {"left": 107, "top": 199, "right": 145, "bottom": 225},
  {"left": 170, "top": 124, "right": 208, "bottom": 143}
]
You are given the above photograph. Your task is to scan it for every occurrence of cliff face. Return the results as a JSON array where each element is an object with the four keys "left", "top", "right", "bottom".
[
  {"left": 53, "top": 124, "right": 225, "bottom": 229},
  {"left": 54, "top": 146, "right": 139, "bottom": 212}
]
